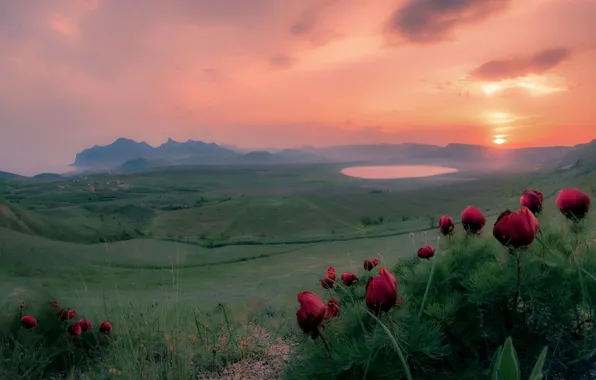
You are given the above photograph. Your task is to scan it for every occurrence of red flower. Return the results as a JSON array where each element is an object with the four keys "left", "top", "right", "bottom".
[
  {"left": 556, "top": 188, "right": 591, "bottom": 220},
  {"left": 438, "top": 215, "right": 455, "bottom": 236},
  {"left": 68, "top": 323, "right": 82, "bottom": 337},
  {"left": 99, "top": 321, "right": 112, "bottom": 334},
  {"left": 363, "top": 258, "right": 379, "bottom": 271},
  {"left": 341, "top": 272, "right": 359, "bottom": 286},
  {"left": 296, "top": 291, "right": 326, "bottom": 338},
  {"left": 520, "top": 189, "right": 543, "bottom": 215},
  {"left": 58, "top": 308, "right": 76, "bottom": 321},
  {"left": 461, "top": 206, "right": 486, "bottom": 234},
  {"left": 365, "top": 267, "right": 398, "bottom": 314},
  {"left": 324, "top": 299, "right": 340, "bottom": 320},
  {"left": 20, "top": 315, "right": 37, "bottom": 329},
  {"left": 493, "top": 207, "right": 539, "bottom": 248},
  {"left": 320, "top": 266, "right": 336, "bottom": 289},
  {"left": 78, "top": 319, "right": 92, "bottom": 332},
  {"left": 417, "top": 246, "right": 435, "bottom": 259}
]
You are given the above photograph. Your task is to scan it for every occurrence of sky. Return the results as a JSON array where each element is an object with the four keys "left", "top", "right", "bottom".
[{"left": 1, "top": 0, "right": 596, "bottom": 175}]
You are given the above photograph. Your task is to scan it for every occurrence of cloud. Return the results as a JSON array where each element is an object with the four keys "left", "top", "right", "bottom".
[
  {"left": 288, "top": 0, "right": 343, "bottom": 46},
  {"left": 386, "top": 0, "right": 511, "bottom": 43},
  {"left": 269, "top": 54, "right": 297, "bottom": 69},
  {"left": 471, "top": 47, "right": 572, "bottom": 81}
]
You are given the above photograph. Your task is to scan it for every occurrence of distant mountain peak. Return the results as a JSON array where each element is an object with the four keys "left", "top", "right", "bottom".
[{"left": 72, "top": 137, "right": 237, "bottom": 169}]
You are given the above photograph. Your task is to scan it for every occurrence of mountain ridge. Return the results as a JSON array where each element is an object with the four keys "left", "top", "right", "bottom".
[{"left": 69, "top": 137, "right": 596, "bottom": 173}]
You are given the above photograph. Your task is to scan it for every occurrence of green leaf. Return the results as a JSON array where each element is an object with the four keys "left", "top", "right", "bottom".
[
  {"left": 529, "top": 346, "right": 548, "bottom": 380},
  {"left": 490, "top": 346, "right": 503, "bottom": 380},
  {"left": 497, "top": 337, "right": 520, "bottom": 380}
]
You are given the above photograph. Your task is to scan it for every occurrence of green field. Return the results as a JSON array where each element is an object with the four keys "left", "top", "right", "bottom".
[
  {"left": 1, "top": 163, "right": 595, "bottom": 309},
  {"left": 0, "top": 163, "right": 595, "bottom": 378}
]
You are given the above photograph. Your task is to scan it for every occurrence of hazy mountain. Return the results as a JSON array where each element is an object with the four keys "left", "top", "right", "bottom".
[
  {"left": 0, "top": 171, "right": 24, "bottom": 180},
  {"left": 119, "top": 158, "right": 153, "bottom": 173},
  {"left": 299, "top": 143, "right": 572, "bottom": 170},
  {"left": 236, "top": 151, "right": 280, "bottom": 163},
  {"left": 32, "top": 173, "right": 63, "bottom": 180},
  {"left": 71, "top": 137, "right": 590, "bottom": 173},
  {"left": 73, "top": 138, "right": 154, "bottom": 168},
  {"left": 554, "top": 139, "right": 596, "bottom": 170},
  {"left": 156, "top": 138, "right": 236, "bottom": 159},
  {"left": 72, "top": 138, "right": 237, "bottom": 169}
]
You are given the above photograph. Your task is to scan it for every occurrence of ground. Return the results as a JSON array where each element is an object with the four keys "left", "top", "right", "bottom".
[
  {"left": 0, "top": 163, "right": 594, "bottom": 310},
  {"left": 0, "top": 163, "right": 594, "bottom": 378}
]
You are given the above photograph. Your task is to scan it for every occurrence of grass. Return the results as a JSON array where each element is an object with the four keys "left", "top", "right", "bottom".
[{"left": 0, "top": 163, "right": 595, "bottom": 378}]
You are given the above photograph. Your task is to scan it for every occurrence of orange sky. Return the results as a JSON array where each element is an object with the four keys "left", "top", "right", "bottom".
[{"left": 1, "top": 0, "right": 595, "bottom": 174}]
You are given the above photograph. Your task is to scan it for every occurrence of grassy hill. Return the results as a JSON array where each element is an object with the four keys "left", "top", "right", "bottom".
[{"left": 0, "top": 162, "right": 594, "bottom": 378}]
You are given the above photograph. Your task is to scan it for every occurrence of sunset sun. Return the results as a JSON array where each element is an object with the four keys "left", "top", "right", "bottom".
[{"left": 493, "top": 137, "right": 506, "bottom": 145}]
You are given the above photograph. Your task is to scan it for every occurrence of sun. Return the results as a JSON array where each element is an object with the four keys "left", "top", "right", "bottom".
[{"left": 493, "top": 137, "right": 506, "bottom": 145}]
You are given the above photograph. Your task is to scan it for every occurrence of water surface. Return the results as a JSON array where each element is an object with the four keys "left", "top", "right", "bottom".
[{"left": 341, "top": 165, "right": 458, "bottom": 179}]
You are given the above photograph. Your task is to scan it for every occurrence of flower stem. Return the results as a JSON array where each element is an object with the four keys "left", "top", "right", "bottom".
[
  {"left": 419, "top": 257, "right": 437, "bottom": 319},
  {"left": 318, "top": 329, "right": 331, "bottom": 353}
]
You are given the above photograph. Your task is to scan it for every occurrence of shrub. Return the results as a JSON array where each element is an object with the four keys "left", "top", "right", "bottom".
[
  {"left": 284, "top": 215, "right": 596, "bottom": 379},
  {"left": 0, "top": 296, "right": 113, "bottom": 378}
]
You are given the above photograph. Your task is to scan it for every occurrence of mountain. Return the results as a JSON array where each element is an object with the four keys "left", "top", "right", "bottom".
[
  {"left": 553, "top": 139, "right": 596, "bottom": 170},
  {"left": 0, "top": 171, "right": 24, "bottom": 180},
  {"left": 72, "top": 138, "right": 238, "bottom": 169},
  {"left": 33, "top": 173, "right": 63, "bottom": 181},
  {"left": 72, "top": 137, "right": 589, "bottom": 173},
  {"left": 299, "top": 143, "right": 571, "bottom": 170},
  {"left": 119, "top": 158, "right": 153, "bottom": 173},
  {"left": 73, "top": 138, "right": 154, "bottom": 168},
  {"left": 237, "top": 151, "right": 280, "bottom": 163}
]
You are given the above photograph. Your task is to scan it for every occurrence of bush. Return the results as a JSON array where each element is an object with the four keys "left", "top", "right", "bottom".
[
  {"left": 284, "top": 216, "right": 596, "bottom": 379},
  {"left": 0, "top": 296, "right": 113, "bottom": 378}
]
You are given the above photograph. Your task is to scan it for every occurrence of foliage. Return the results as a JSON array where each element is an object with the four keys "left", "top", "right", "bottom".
[{"left": 284, "top": 215, "right": 596, "bottom": 379}]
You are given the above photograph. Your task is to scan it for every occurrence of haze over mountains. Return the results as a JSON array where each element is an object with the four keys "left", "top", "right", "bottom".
[{"left": 64, "top": 137, "right": 596, "bottom": 174}]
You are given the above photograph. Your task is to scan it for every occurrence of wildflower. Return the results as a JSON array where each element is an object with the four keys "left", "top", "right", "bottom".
[
  {"left": 438, "top": 215, "right": 455, "bottom": 236},
  {"left": 320, "top": 266, "right": 336, "bottom": 289},
  {"left": 57, "top": 308, "right": 76, "bottom": 321},
  {"left": 78, "top": 319, "right": 92, "bottom": 332},
  {"left": 461, "top": 206, "right": 486, "bottom": 234},
  {"left": 324, "top": 299, "right": 340, "bottom": 320},
  {"left": 520, "top": 188, "right": 543, "bottom": 215},
  {"left": 363, "top": 258, "right": 379, "bottom": 271},
  {"left": 341, "top": 272, "right": 359, "bottom": 286},
  {"left": 296, "top": 291, "right": 326, "bottom": 338},
  {"left": 68, "top": 322, "right": 82, "bottom": 336},
  {"left": 365, "top": 267, "right": 398, "bottom": 314},
  {"left": 20, "top": 315, "right": 37, "bottom": 329},
  {"left": 99, "top": 321, "right": 112, "bottom": 334},
  {"left": 493, "top": 207, "right": 539, "bottom": 249},
  {"left": 417, "top": 246, "right": 435, "bottom": 259},
  {"left": 556, "top": 188, "right": 590, "bottom": 220}
]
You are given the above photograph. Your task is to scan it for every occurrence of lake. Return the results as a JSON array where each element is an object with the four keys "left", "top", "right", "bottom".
[{"left": 341, "top": 165, "right": 458, "bottom": 179}]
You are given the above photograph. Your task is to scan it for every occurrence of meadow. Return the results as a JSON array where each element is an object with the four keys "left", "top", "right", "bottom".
[{"left": 0, "top": 163, "right": 595, "bottom": 378}]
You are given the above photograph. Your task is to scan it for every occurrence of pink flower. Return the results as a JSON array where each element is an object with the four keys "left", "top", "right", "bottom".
[
  {"left": 461, "top": 206, "right": 486, "bottom": 234},
  {"left": 438, "top": 215, "right": 455, "bottom": 236},
  {"left": 417, "top": 246, "right": 435, "bottom": 259},
  {"left": 20, "top": 315, "right": 37, "bottom": 329},
  {"left": 324, "top": 299, "right": 340, "bottom": 320},
  {"left": 363, "top": 258, "right": 379, "bottom": 271},
  {"left": 296, "top": 292, "right": 326, "bottom": 338},
  {"left": 365, "top": 267, "right": 398, "bottom": 314},
  {"left": 320, "top": 266, "right": 336, "bottom": 289},
  {"left": 556, "top": 188, "right": 590, "bottom": 220}
]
